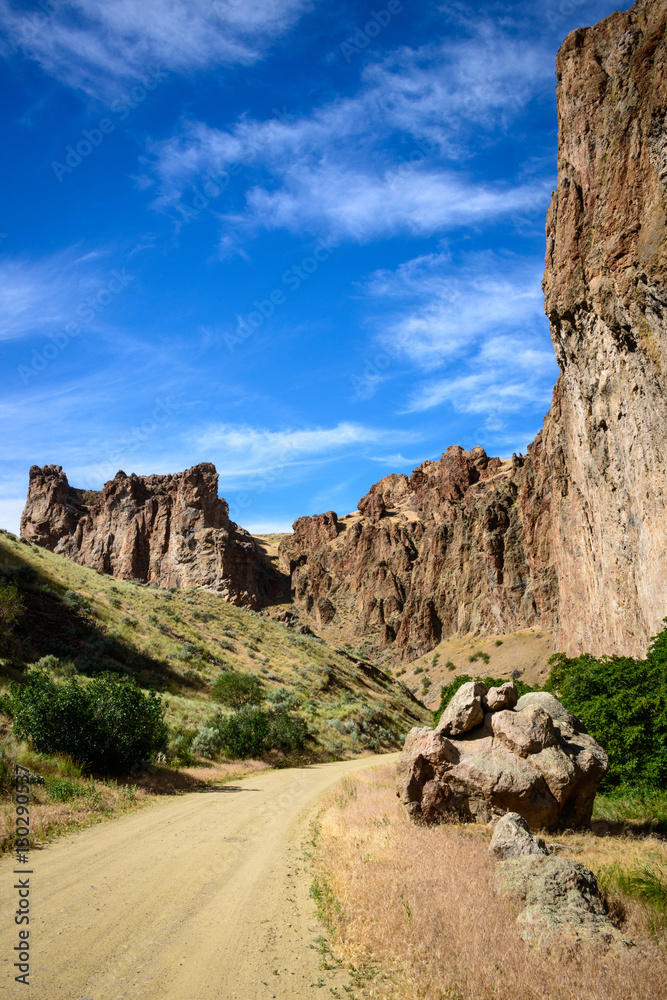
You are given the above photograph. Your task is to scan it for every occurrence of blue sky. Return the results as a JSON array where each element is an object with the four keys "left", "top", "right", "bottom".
[{"left": 0, "top": 0, "right": 633, "bottom": 535}]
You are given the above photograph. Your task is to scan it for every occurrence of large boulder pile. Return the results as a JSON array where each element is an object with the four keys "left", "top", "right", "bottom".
[{"left": 396, "top": 683, "right": 607, "bottom": 830}]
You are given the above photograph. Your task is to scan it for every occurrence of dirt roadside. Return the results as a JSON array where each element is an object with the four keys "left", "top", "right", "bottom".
[{"left": 1, "top": 754, "right": 399, "bottom": 999}]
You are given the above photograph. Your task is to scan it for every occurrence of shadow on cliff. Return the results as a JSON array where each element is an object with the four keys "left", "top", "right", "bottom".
[{"left": 0, "top": 543, "right": 195, "bottom": 693}]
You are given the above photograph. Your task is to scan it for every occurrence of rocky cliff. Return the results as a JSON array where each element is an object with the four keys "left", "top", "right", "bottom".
[
  {"left": 280, "top": 0, "right": 667, "bottom": 661},
  {"left": 20, "top": 464, "right": 284, "bottom": 607}
]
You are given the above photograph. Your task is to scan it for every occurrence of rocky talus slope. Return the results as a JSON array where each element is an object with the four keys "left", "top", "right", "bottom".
[
  {"left": 280, "top": 0, "right": 667, "bottom": 661},
  {"left": 20, "top": 464, "right": 285, "bottom": 607}
]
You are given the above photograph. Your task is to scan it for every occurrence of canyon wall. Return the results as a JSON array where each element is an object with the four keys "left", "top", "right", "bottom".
[
  {"left": 280, "top": 0, "right": 667, "bottom": 660},
  {"left": 20, "top": 463, "right": 283, "bottom": 607}
]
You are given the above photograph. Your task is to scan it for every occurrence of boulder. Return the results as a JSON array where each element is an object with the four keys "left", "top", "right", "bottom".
[
  {"left": 396, "top": 691, "right": 607, "bottom": 829},
  {"left": 489, "top": 812, "right": 548, "bottom": 860},
  {"left": 435, "top": 680, "right": 487, "bottom": 736},
  {"left": 494, "top": 854, "right": 630, "bottom": 951},
  {"left": 484, "top": 681, "right": 518, "bottom": 711}
]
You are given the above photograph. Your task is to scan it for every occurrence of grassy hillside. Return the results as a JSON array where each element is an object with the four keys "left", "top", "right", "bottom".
[
  {"left": 0, "top": 530, "right": 428, "bottom": 764},
  {"left": 398, "top": 627, "right": 554, "bottom": 709}
]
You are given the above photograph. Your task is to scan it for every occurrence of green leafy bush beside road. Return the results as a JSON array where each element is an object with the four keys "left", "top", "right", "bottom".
[
  {"left": 546, "top": 620, "right": 667, "bottom": 791},
  {"left": 211, "top": 670, "right": 263, "bottom": 709},
  {"left": 9, "top": 669, "right": 167, "bottom": 773}
]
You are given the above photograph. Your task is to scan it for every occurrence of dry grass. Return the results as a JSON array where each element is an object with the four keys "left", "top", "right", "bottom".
[
  {"left": 312, "top": 765, "right": 667, "bottom": 1000},
  {"left": 0, "top": 775, "right": 150, "bottom": 853}
]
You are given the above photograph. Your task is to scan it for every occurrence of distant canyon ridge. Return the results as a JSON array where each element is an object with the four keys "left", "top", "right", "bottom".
[{"left": 21, "top": 0, "right": 667, "bottom": 661}]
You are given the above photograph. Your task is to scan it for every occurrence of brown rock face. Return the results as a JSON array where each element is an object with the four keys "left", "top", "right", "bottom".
[
  {"left": 396, "top": 690, "right": 608, "bottom": 831},
  {"left": 280, "top": 0, "right": 667, "bottom": 661},
  {"left": 20, "top": 464, "right": 283, "bottom": 607},
  {"left": 280, "top": 445, "right": 557, "bottom": 661}
]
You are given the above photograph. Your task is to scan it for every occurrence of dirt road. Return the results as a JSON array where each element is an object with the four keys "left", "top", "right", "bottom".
[{"left": 1, "top": 754, "right": 398, "bottom": 999}]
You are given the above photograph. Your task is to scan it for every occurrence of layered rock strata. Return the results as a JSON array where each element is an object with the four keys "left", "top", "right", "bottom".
[
  {"left": 20, "top": 464, "right": 283, "bottom": 607},
  {"left": 395, "top": 686, "right": 608, "bottom": 830},
  {"left": 280, "top": 0, "right": 667, "bottom": 661}
]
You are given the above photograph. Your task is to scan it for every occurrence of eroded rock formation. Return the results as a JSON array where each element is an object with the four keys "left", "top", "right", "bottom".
[
  {"left": 396, "top": 686, "right": 608, "bottom": 831},
  {"left": 20, "top": 464, "right": 284, "bottom": 607},
  {"left": 280, "top": 0, "right": 667, "bottom": 660}
]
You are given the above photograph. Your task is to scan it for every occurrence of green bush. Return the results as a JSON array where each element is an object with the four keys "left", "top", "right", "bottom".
[
  {"left": 176, "top": 642, "right": 197, "bottom": 662},
  {"left": 10, "top": 669, "right": 167, "bottom": 773},
  {"left": 212, "top": 707, "right": 308, "bottom": 758},
  {"left": 0, "top": 581, "right": 24, "bottom": 644},
  {"left": 545, "top": 621, "right": 667, "bottom": 790},
  {"left": 190, "top": 725, "right": 221, "bottom": 759},
  {"left": 63, "top": 590, "right": 87, "bottom": 609},
  {"left": 266, "top": 687, "right": 301, "bottom": 710},
  {"left": 211, "top": 671, "right": 263, "bottom": 709}
]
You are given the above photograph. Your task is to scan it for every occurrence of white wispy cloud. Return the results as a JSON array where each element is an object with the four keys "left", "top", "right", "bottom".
[
  {"left": 0, "top": 0, "right": 311, "bottom": 95},
  {"left": 146, "top": 27, "right": 554, "bottom": 243},
  {"left": 194, "top": 421, "right": 416, "bottom": 477},
  {"left": 0, "top": 249, "right": 118, "bottom": 342},
  {"left": 361, "top": 250, "right": 559, "bottom": 424},
  {"left": 366, "top": 251, "right": 547, "bottom": 365}
]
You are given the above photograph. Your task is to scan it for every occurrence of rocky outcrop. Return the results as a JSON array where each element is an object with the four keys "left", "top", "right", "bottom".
[
  {"left": 281, "top": 446, "right": 557, "bottom": 661},
  {"left": 279, "top": 0, "right": 667, "bottom": 661},
  {"left": 20, "top": 464, "right": 284, "bottom": 606},
  {"left": 396, "top": 687, "right": 607, "bottom": 830},
  {"left": 494, "top": 854, "right": 630, "bottom": 952}
]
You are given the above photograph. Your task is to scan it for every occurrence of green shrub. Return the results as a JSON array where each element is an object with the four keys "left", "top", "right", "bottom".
[
  {"left": 121, "top": 616, "right": 138, "bottom": 628},
  {"left": 213, "top": 706, "right": 272, "bottom": 757},
  {"left": 545, "top": 620, "right": 667, "bottom": 790},
  {"left": 63, "top": 590, "right": 87, "bottom": 609},
  {"left": 147, "top": 613, "right": 157, "bottom": 624},
  {"left": 109, "top": 596, "right": 122, "bottom": 608},
  {"left": 191, "top": 725, "right": 221, "bottom": 759},
  {"left": 176, "top": 642, "right": 198, "bottom": 662},
  {"left": 211, "top": 671, "right": 263, "bottom": 709},
  {"left": 267, "top": 687, "right": 301, "bottom": 711},
  {"left": 468, "top": 650, "right": 490, "bottom": 664},
  {"left": 45, "top": 776, "right": 88, "bottom": 802},
  {"left": 10, "top": 669, "right": 167, "bottom": 773},
  {"left": 495, "top": 639, "right": 504, "bottom": 647},
  {"left": 212, "top": 707, "right": 308, "bottom": 758},
  {"left": 0, "top": 581, "right": 24, "bottom": 644}
]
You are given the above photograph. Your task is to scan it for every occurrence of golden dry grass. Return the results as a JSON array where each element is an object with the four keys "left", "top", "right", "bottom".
[{"left": 312, "top": 765, "right": 667, "bottom": 1000}]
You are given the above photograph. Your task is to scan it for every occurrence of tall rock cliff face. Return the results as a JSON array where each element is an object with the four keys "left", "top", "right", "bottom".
[
  {"left": 280, "top": 0, "right": 667, "bottom": 661},
  {"left": 541, "top": 0, "right": 667, "bottom": 657},
  {"left": 21, "top": 464, "right": 284, "bottom": 607}
]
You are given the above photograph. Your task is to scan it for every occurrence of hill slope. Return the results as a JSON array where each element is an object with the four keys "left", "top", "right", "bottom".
[{"left": 0, "top": 530, "right": 428, "bottom": 760}]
